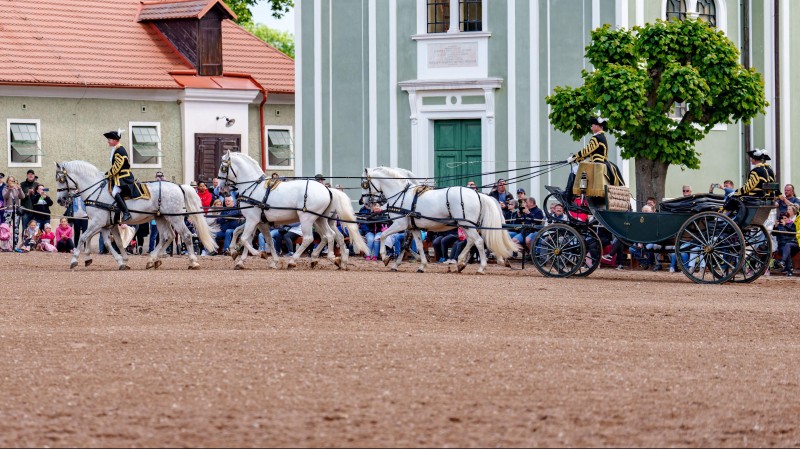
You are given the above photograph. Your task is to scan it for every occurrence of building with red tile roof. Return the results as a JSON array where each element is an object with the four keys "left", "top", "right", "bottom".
[{"left": 0, "top": 0, "right": 296, "bottom": 192}]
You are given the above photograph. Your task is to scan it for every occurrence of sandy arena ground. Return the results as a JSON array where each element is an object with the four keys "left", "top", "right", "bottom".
[{"left": 0, "top": 251, "right": 798, "bottom": 448}]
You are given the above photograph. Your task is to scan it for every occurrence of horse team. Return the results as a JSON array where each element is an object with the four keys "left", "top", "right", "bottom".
[{"left": 54, "top": 152, "right": 520, "bottom": 274}]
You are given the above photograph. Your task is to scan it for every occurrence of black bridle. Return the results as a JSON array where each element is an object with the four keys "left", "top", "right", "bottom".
[
  {"left": 55, "top": 167, "right": 105, "bottom": 205},
  {"left": 361, "top": 169, "right": 388, "bottom": 205}
]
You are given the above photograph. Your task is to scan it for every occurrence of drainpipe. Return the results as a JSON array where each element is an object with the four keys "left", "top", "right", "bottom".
[
  {"left": 741, "top": 0, "right": 751, "bottom": 155},
  {"left": 773, "top": 0, "right": 781, "bottom": 183}
]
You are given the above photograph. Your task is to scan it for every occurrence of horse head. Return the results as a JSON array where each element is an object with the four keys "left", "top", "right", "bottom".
[
  {"left": 218, "top": 151, "right": 264, "bottom": 189},
  {"left": 55, "top": 161, "right": 101, "bottom": 207},
  {"left": 361, "top": 167, "right": 417, "bottom": 205}
]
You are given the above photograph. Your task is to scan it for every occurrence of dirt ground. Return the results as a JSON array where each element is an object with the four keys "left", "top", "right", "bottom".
[{"left": 0, "top": 252, "right": 798, "bottom": 448}]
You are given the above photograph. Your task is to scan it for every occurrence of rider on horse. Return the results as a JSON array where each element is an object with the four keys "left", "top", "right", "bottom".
[
  {"left": 565, "top": 117, "right": 625, "bottom": 200},
  {"left": 103, "top": 130, "right": 134, "bottom": 222},
  {"left": 733, "top": 148, "right": 776, "bottom": 197}
]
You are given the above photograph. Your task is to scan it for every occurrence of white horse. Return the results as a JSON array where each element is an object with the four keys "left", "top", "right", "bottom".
[
  {"left": 217, "top": 151, "right": 367, "bottom": 269},
  {"left": 55, "top": 161, "right": 217, "bottom": 270},
  {"left": 361, "top": 167, "right": 519, "bottom": 274}
]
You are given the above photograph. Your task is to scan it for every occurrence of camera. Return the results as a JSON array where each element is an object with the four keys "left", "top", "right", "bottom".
[
  {"left": 43, "top": 188, "right": 50, "bottom": 192},
  {"left": 518, "top": 199, "right": 524, "bottom": 209}
]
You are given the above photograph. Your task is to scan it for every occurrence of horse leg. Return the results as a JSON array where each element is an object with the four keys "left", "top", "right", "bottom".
[
  {"left": 332, "top": 223, "right": 347, "bottom": 270},
  {"left": 71, "top": 217, "right": 104, "bottom": 269},
  {"left": 309, "top": 218, "right": 334, "bottom": 269},
  {"left": 151, "top": 220, "right": 173, "bottom": 269},
  {"left": 256, "top": 222, "right": 278, "bottom": 269},
  {"left": 464, "top": 229, "right": 487, "bottom": 274},
  {"left": 105, "top": 227, "right": 128, "bottom": 270},
  {"left": 377, "top": 221, "right": 407, "bottom": 270},
  {"left": 390, "top": 234, "right": 405, "bottom": 272},
  {"left": 169, "top": 217, "right": 199, "bottom": 269},
  {"left": 412, "top": 230, "right": 428, "bottom": 273},
  {"left": 287, "top": 216, "right": 317, "bottom": 269},
  {"left": 233, "top": 219, "right": 259, "bottom": 270}
]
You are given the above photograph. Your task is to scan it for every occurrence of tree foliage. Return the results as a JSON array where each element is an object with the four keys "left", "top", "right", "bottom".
[
  {"left": 243, "top": 23, "right": 295, "bottom": 59},
  {"left": 546, "top": 19, "right": 767, "bottom": 200},
  {"left": 223, "top": 0, "right": 293, "bottom": 24}
]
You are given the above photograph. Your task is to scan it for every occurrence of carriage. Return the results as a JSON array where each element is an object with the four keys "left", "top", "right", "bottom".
[{"left": 530, "top": 162, "right": 776, "bottom": 284}]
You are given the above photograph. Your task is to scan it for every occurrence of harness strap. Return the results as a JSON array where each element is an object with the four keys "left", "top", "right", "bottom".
[
  {"left": 409, "top": 187, "right": 422, "bottom": 230},
  {"left": 302, "top": 180, "right": 310, "bottom": 212},
  {"left": 445, "top": 187, "right": 453, "bottom": 220}
]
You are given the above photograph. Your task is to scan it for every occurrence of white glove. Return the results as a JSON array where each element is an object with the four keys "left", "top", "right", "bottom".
[{"left": 566, "top": 154, "right": 576, "bottom": 164}]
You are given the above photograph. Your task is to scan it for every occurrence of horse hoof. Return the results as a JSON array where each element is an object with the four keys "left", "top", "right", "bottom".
[
  {"left": 334, "top": 257, "right": 342, "bottom": 268},
  {"left": 287, "top": 262, "right": 296, "bottom": 270},
  {"left": 85, "top": 259, "right": 93, "bottom": 268},
  {"left": 391, "top": 268, "right": 398, "bottom": 272},
  {"left": 154, "top": 260, "right": 163, "bottom": 270},
  {"left": 145, "top": 262, "right": 154, "bottom": 270},
  {"left": 310, "top": 260, "right": 318, "bottom": 269},
  {"left": 269, "top": 263, "right": 278, "bottom": 270},
  {"left": 119, "top": 265, "right": 129, "bottom": 271},
  {"left": 476, "top": 270, "right": 485, "bottom": 275},
  {"left": 383, "top": 257, "right": 391, "bottom": 267},
  {"left": 416, "top": 268, "right": 424, "bottom": 273},
  {"left": 458, "top": 264, "right": 467, "bottom": 273},
  {"left": 188, "top": 264, "right": 200, "bottom": 270},
  {"left": 70, "top": 262, "right": 78, "bottom": 270},
  {"left": 504, "top": 260, "right": 512, "bottom": 268},
  {"left": 260, "top": 251, "right": 269, "bottom": 260},
  {"left": 229, "top": 250, "right": 239, "bottom": 261}
]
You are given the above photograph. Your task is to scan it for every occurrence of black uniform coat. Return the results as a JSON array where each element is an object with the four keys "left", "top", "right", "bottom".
[{"left": 574, "top": 131, "right": 625, "bottom": 186}]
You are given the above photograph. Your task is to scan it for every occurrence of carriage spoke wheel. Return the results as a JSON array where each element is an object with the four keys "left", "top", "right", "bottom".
[
  {"left": 531, "top": 224, "right": 586, "bottom": 278},
  {"left": 732, "top": 224, "right": 771, "bottom": 283},
  {"left": 675, "top": 212, "right": 745, "bottom": 284},
  {"left": 574, "top": 227, "right": 602, "bottom": 278}
]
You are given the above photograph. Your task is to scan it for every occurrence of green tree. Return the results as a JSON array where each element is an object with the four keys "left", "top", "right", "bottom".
[
  {"left": 223, "top": 0, "right": 293, "bottom": 24},
  {"left": 546, "top": 19, "right": 767, "bottom": 203},
  {"left": 243, "top": 22, "right": 294, "bottom": 59}
]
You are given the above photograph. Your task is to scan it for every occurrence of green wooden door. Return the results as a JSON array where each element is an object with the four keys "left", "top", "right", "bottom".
[{"left": 434, "top": 120, "right": 482, "bottom": 188}]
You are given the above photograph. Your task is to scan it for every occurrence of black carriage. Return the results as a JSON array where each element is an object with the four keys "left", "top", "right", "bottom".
[{"left": 530, "top": 163, "right": 776, "bottom": 284}]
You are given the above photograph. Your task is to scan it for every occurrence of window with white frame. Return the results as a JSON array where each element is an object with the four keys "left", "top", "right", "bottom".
[
  {"left": 8, "top": 119, "right": 42, "bottom": 167},
  {"left": 130, "top": 123, "right": 162, "bottom": 167},
  {"left": 266, "top": 127, "right": 294, "bottom": 169},
  {"left": 426, "top": 0, "right": 483, "bottom": 34}
]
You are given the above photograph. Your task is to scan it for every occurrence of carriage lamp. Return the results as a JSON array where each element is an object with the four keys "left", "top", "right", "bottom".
[{"left": 579, "top": 171, "right": 588, "bottom": 191}]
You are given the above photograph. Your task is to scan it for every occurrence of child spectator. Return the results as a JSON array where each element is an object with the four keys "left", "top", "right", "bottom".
[
  {"left": 56, "top": 217, "right": 75, "bottom": 253},
  {"left": 19, "top": 220, "right": 39, "bottom": 252},
  {"left": 197, "top": 181, "right": 213, "bottom": 212},
  {"left": 37, "top": 223, "right": 57, "bottom": 253}
]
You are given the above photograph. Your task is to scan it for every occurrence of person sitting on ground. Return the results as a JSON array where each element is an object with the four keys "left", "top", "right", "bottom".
[
  {"left": 360, "top": 203, "right": 391, "bottom": 261},
  {"left": 272, "top": 222, "right": 302, "bottom": 256},
  {"left": 775, "top": 206, "right": 798, "bottom": 277},
  {"left": 55, "top": 217, "right": 75, "bottom": 253},
  {"left": 19, "top": 219, "right": 39, "bottom": 252},
  {"left": 37, "top": 223, "right": 57, "bottom": 253},
  {"left": 511, "top": 197, "right": 544, "bottom": 249},
  {"left": 432, "top": 228, "right": 459, "bottom": 264},
  {"left": 215, "top": 196, "right": 243, "bottom": 255}
]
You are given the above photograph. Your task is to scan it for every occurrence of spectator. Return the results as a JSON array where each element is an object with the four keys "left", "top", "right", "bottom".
[
  {"left": 271, "top": 172, "right": 280, "bottom": 180},
  {"left": 432, "top": 228, "right": 458, "bottom": 263},
  {"left": 448, "top": 226, "right": 478, "bottom": 264},
  {"left": 360, "top": 203, "right": 390, "bottom": 260},
  {"left": 272, "top": 223, "right": 302, "bottom": 256},
  {"left": 197, "top": 181, "right": 213, "bottom": 212},
  {"left": 0, "top": 172, "right": 5, "bottom": 225},
  {"left": 18, "top": 219, "right": 39, "bottom": 252},
  {"left": 503, "top": 198, "right": 518, "bottom": 221},
  {"left": 775, "top": 207, "right": 798, "bottom": 277},
  {"left": 19, "top": 169, "right": 40, "bottom": 232},
  {"left": 315, "top": 174, "right": 326, "bottom": 183},
  {"left": 709, "top": 180, "right": 735, "bottom": 197},
  {"left": 550, "top": 203, "right": 569, "bottom": 222},
  {"left": 65, "top": 192, "right": 88, "bottom": 250},
  {"left": 37, "top": 222, "right": 57, "bottom": 253},
  {"left": 466, "top": 180, "right": 478, "bottom": 191},
  {"left": 55, "top": 217, "right": 75, "bottom": 253},
  {"left": 646, "top": 197, "right": 657, "bottom": 210},
  {"left": 516, "top": 188, "right": 527, "bottom": 208},
  {"left": 682, "top": 185, "right": 693, "bottom": 197},
  {"left": 215, "top": 196, "right": 243, "bottom": 255},
  {"left": 3, "top": 176, "right": 24, "bottom": 248},
  {"left": 30, "top": 185, "right": 53, "bottom": 230},
  {"left": 513, "top": 198, "right": 545, "bottom": 249},
  {"left": 776, "top": 184, "right": 800, "bottom": 216},
  {"left": 211, "top": 177, "right": 221, "bottom": 202},
  {"left": 489, "top": 179, "right": 511, "bottom": 210}
]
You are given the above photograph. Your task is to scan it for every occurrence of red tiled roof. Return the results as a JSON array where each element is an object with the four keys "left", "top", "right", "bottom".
[
  {"left": 0, "top": 0, "right": 294, "bottom": 93},
  {"left": 138, "top": 0, "right": 236, "bottom": 22}
]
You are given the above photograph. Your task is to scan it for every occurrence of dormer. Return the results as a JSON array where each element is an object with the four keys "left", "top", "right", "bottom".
[{"left": 137, "top": 0, "right": 237, "bottom": 76}]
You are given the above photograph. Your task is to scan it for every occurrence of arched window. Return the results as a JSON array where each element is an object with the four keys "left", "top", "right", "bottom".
[{"left": 666, "top": 0, "right": 717, "bottom": 27}]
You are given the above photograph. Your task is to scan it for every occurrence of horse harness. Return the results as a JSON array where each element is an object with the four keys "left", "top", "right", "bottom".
[{"left": 235, "top": 175, "right": 334, "bottom": 225}]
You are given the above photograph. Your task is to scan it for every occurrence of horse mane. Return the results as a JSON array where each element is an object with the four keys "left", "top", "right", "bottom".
[
  {"left": 230, "top": 152, "right": 264, "bottom": 173},
  {"left": 62, "top": 160, "right": 102, "bottom": 179},
  {"left": 373, "top": 166, "right": 420, "bottom": 183}
]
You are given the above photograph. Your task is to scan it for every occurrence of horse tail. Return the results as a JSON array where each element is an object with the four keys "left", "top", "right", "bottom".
[
  {"left": 181, "top": 185, "right": 218, "bottom": 252},
  {"left": 479, "top": 193, "right": 519, "bottom": 259},
  {"left": 330, "top": 189, "right": 369, "bottom": 255}
]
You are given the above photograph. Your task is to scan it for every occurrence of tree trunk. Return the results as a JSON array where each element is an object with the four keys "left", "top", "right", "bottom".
[{"left": 635, "top": 158, "right": 670, "bottom": 207}]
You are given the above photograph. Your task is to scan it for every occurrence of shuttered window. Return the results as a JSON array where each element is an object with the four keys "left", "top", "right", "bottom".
[
  {"left": 9, "top": 122, "right": 42, "bottom": 165},
  {"left": 131, "top": 124, "right": 162, "bottom": 166},
  {"left": 267, "top": 128, "right": 293, "bottom": 169}
]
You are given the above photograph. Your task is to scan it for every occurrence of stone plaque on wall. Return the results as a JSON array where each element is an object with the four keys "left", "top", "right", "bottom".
[{"left": 427, "top": 42, "right": 478, "bottom": 69}]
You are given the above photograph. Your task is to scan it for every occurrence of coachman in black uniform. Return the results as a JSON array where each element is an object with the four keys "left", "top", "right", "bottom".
[
  {"left": 565, "top": 117, "right": 625, "bottom": 198},
  {"left": 103, "top": 130, "right": 134, "bottom": 222},
  {"left": 733, "top": 148, "right": 776, "bottom": 197}
]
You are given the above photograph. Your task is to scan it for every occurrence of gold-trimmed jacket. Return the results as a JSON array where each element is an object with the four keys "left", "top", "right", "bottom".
[
  {"left": 574, "top": 132, "right": 608, "bottom": 163},
  {"left": 733, "top": 163, "right": 775, "bottom": 197},
  {"left": 105, "top": 145, "right": 135, "bottom": 187}
]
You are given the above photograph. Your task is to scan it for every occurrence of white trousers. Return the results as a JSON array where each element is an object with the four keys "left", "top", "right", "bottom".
[{"left": 111, "top": 186, "right": 121, "bottom": 197}]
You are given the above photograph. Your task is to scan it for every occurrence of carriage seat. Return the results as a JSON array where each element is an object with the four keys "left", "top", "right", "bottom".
[
  {"left": 659, "top": 194, "right": 726, "bottom": 214},
  {"left": 606, "top": 186, "right": 632, "bottom": 212}
]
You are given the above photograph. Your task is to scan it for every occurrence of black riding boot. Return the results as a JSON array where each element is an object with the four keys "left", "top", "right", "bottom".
[
  {"left": 114, "top": 193, "right": 133, "bottom": 222},
  {"left": 564, "top": 172, "right": 576, "bottom": 204}
]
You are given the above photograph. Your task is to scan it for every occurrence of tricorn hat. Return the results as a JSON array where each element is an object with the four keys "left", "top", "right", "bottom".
[
  {"left": 103, "top": 130, "right": 122, "bottom": 140},
  {"left": 589, "top": 117, "right": 608, "bottom": 129},
  {"left": 747, "top": 148, "right": 771, "bottom": 161}
]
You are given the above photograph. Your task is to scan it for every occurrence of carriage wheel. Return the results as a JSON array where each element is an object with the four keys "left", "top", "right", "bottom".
[
  {"left": 574, "top": 227, "right": 602, "bottom": 278},
  {"left": 531, "top": 224, "right": 586, "bottom": 278},
  {"left": 732, "top": 224, "right": 771, "bottom": 283},
  {"left": 675, "top": 212, "right": 745, "bottom": 284}
]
